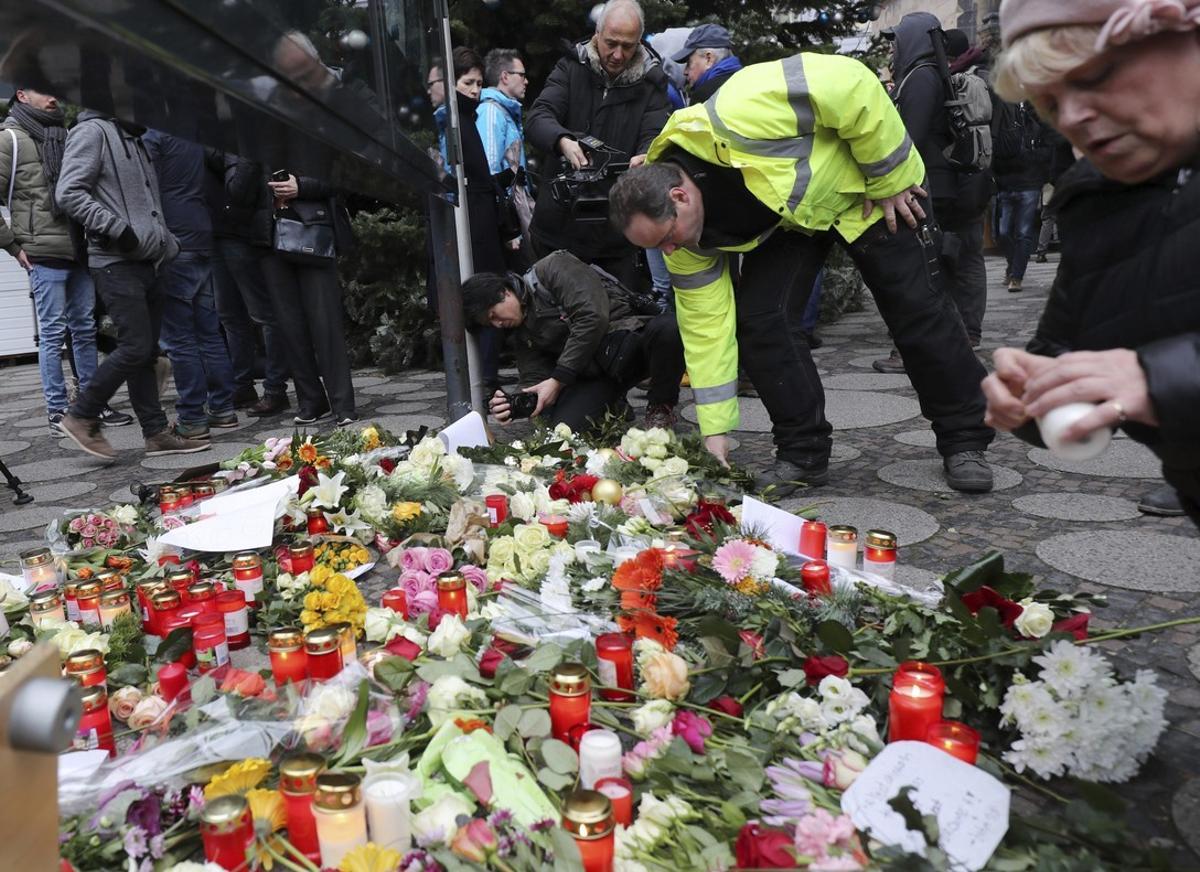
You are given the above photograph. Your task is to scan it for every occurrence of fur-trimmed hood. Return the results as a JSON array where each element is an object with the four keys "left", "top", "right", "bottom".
[{"left": 576, "top": 38, "right": 663, "bottom": 87}]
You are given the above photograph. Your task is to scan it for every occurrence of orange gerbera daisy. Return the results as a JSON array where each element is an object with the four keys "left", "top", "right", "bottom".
[
  {"left": 298, "top": 441, "right": 319, "bottom": 463},
  {"left": 621, "top": 589, "right": 657, "bottom": 611},
  {"left": 276, "top": 454, "right": 294, "bottom": 471},
  {"left": 634, "top": 611, "right": 678, "bottom": 650},
  {"left": 454, "top": 717, "right": 493, "bottom": 734}
]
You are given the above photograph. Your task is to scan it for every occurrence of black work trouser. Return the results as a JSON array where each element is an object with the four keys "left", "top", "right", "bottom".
[
  {"left": 934, "top": 197, "right": 987, "bottom": 344},
  {"left": 548, "top": 311, "right": 685, "bottom": 432},
  {"left": 740, "top": 221, "right": 993, "bottom": 465},
  {"left": 70, "top": 261, "right": 169, "bottom": 438},
  {"left": 261, "top": 255, "right": 355, "bottom": 419}
]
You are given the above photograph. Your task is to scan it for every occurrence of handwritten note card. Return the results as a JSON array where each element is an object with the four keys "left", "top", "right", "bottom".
[
  {"left": 438, "top": 411, "right": 490, "bottom": 455},
  {"left": 841, "top": 742, "right": 1009, "bottom": 870}
]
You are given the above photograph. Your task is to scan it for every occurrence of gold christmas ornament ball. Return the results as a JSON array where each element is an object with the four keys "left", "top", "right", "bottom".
[
  {"left": 596, "top": 448, "right": 619, "bottom": 462},
  {"left": 590, "top": 478, "right": 624, "bottom": 505}
]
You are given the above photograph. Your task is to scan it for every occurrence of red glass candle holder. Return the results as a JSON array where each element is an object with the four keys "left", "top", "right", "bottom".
[
  {"left": 193, "top": 613, "right": 230, "bottom": 674},
  {"left": 563, "top": 790, "right": 615, "bottom": 872},
  {"left": 800, "top": 560, "right": 832, "bottom": 596},
  {"left": 305, "top": 627, "right": 344, "bottom": 682},
  {"left": 926, "top": 720, "right": 980, "bottom": 764},
  {"left": 549, "top": 664, "right": 592, "bottom": 743},
  {"left": 75, "top": 581, "right": 102, "bottom": 626},
  {"left": 74, "top": 685, "right": 115, "bottom": 756},
  {"left": 200, "top": 795, "right": 254, "bottom": 870},
  {"left": 595, "top": 777, "right": 634, "bottom": 828},
  {"left": 289, "top": 541, "right": 315, "bottom": 575},
  {"left": 280, "top": 753, "right": 326, "bottom": 862},
  {"left": 539, "top": 514, "right": 569, "bottom": 539},
  {"left": 217, "top": 590, "right": 251, "bottom": 649},
  {"left": 485, "top": 494, "right": 508, "bottom": 527},
  {"left": 595, "top": 633, "right": 634, "bottom": 702},
  {"left": 437, "top": 573, "right": 469, "bottom": 619},
  {"left": 64, "top": 649, "right": 107, "bottom": 689},
  {"left": 888, "top": 661, "right": 945, "bottom": 742},
  {"left": 307, "top": 509, "right": 329, "bottom": 535},
  {"left": 232, "top": 552, "right": 264, "bottom": 607},
  {"left": 864, "top": 529, "right": 898, "bottom": 579},
  {"left": 270, "top": 628, "right": 309, "bottom": 686},
  {"left": 799, "top": 519, "right": 827, "bottom": 560},
  {"left": 382, "top": 588, "right": 408, "bottom": 619}
]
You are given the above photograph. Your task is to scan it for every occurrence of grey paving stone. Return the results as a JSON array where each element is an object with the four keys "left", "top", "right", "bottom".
[
  {"left": 382, "top": 390, "right": 446, "bottom": 402},
  {"left": 0, "top": 538, "right": 51, "bottom": 562},
  {"left": 893, "top": 429, "right": 937, "bottom": 448},
  {"left": 0, "top": 395, "right": 49, "bottom": 412},
  {"left": 1012, "top": 493, "right": 1141, "bottom": 522},
  {"left": 11, "top": 414, "right": 57, "bottom": 431},
  {"left": 351, "top": 375, "right": 390, "bottom": 388},
  {"left": 0, "top": 439, "right": 32, "bottom": 454},
  {"left": 358, "top": 382, "right": 427, "bottom": 397},
  {"left": 1171, "top": 779, "right": 1200, "bottom": 860},
  {"left": 877, "top": 459, "right": 1023, "bottom": 493},
  {"left": 818, "top": 322, "right": 873, "bottom": 336},
  {"left": 108, "top": 485, "right": 140, "bottom": 504},
  {"left": 894, "top": 564, "right": 943, "bottom": 594},
  {"left": 1027, "top": 439, "right": 1163, "bottom": 478},
  {"left": 780, "top": 495, "right": 940, "bottom": 546},
  {"left": 371, "top": 415, "right": 446, "bottom": 435},
  {"left": 1036, "top": 531, "right": 1200, "bottom": 592},
  {"left": 822, "top": 373, "right": 914, "bottom": 391},
  {"left": 848, "top": 354, "right": 895, "bottom": 369},
  {"left": 682, "top": 391, "right": 921, "bottom": 433},
  {"left": 407, "top": 372, "right": 444, "bottom": 382},
  {"left": 830, "top": 443, "right": 861, "bottom": 464},
  {"left": 374, "top": 401, "right": 438, "bottom": 415},
  {"left": 140, "top": 441, "right": 257, "bottom": 470},
  {"left": 21, "top": 481, "right": 97, "bottom": 503},
  {"left": 0, "top": 504, "right": 72, "bottom": 533},
  {"left": 9, "top": 455, "right": 115, "bottom": 483},
  {"left": 1188, "top": 644, "right": 1200, "bottom": 683}
]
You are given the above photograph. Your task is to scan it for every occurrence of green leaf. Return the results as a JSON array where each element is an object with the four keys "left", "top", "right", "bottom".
[
  {"left": 374, "top": 656, "right": 415, "bottom": 694},
  {"left": 541, "top": 738, "right": 579, "bottom": 774},
  {"left": 498, "top": 667, "right": 534, "bottom": 696},
  {"left": 522, "top": 645, "right": 564, "bottom": 675},
  {"left": 697, "top": 635, "right": 736, "bottom": 668},
  {"left": 816, "top": 619, "right": 854, "bottom": 654},
  {"left": 724, "top": 747, "right": 764, "bottom": 792},
  {"left": 551, "top": 826, "right": 585, "bottom": 872},
  {"left": 1074, "top": 780, "right": 1127, "bottom": 815},
  {"left": 494, "top": 704, "right": 522, "bottom": 741},
  {"left": 416, "top": 659, "right": 464, "bottom": 683},
  {"left": 518, "top": 708, "right": 552, "bottom": 739},
  {"left": 106, "top": 662, "right": 148, "bottom": 688},
  {"left": 537, "top": 766, "right": 575, "bottom": 791},
  {"left": 690, "top": 671, "right": 726, "bottom": 704},
  {"left": 777, "top": 669, "right": 806, "bottom": 688},
  {"left": 333, "top": 680, "right": 371, "bottom": 766},
  {"left": 191, "top": 674, "right": 216, "bottom": 707},
  {"left": 942, "top": 551, "right": 1004, "bottom": 594},
  {"left": 719, "top": 800, "right": 747, "bottom": 830},
  {"left": 154, "top": 627, "right": 193, "bottom": 664}
]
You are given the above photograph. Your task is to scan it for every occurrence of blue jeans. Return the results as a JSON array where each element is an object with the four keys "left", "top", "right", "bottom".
[
  {"left": 995, "top": 189, "right": 1041, "bottom": 281},
  {"left": 158, "top": 252, "right": 235, "bottom": 424},
  {"left": 30, "top": 264, "right": 98, "bottom": 414},
  {"left": 801, "top": 270, "right": 824, "bottom": 332},
  {"left": 645, "top": 247, "right": 672, "bottom": 309}
]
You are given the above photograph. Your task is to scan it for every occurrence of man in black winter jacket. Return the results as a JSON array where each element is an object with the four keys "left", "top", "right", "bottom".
[
  {"left": 993, "top": 100, "right": 1053, "bottom": 292},
  {"left": 526, "top": 0, "right": 671, "bottom": 290}
]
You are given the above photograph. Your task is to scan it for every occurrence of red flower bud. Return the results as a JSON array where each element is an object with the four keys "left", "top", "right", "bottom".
[
  {"left": 803, "top": 654, "right": 849, "bottom": 686},
  {"left": 1052, "top": 612, "right": 1090, "bottom": 641},
  {"left": 709, "top": 695, "right": 745, "bottom": 717},
  {"left": 478, "top": 646, "right": 507, "bottom": 679},
  {"left": 735, "top": 822, "right": 798, "bottom": 868}
]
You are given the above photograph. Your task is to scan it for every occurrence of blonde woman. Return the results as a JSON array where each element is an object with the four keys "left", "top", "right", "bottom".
[{"left": 981, "top": 0, "right": 1200, "bottom": 525}]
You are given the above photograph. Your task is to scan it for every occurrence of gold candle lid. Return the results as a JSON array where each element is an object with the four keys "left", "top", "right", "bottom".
[
  {"left": 166, "top": 569, "right": 195, "bottom": 586},
  {"left": 865, "top": 530, "right": 897, "bottom": 549},
  {"left": 280, "top": 753, "right": 326, "bottom": 795},
  {"left": 94, "top": 568, "right": 120, "bottom": 585},
  {"left": 550, "top": 663, "right": 591, "bottom": 697},
  {"left": 193, "top": 484, "right": 216, "bottom": 496},
  {"left": 233, "top": 552, "right": 262, "bottom": 570},
  {"left": 331, "top": 621, "right": 353, "bottom": 640},
  {"left": 269, "top": 627, "right": 305, "bottom": 652},
  {"left": 158, "top": 485, "right": 179, "bottom": 499},
  {"left": 19, "top": 546, "right": 52, "bottom": 566},
  {"left": 151, "top": 590, "right": 183, "bottom": 609},
  {"left": 65, "top": 649, "right": 104, "bottom": 672},
  {"left": 437, "top": 572, "right": 466, "bottom": 591},
  {"left": 187, "top": 581, "right": 216, "bottom": 599},
  {"left": 30, "top": 588, "right": 62, "bottom": 608},
  {"left": 99, "top": 590, "right": 129, "bottom": 607},
  {"left": 314, "top": 772, "right": 362, "bottom": 810},
  {"left": 288, "top": 540, "right": 314, "bottom": 557},
  {"left": 305, "top": 626, "right": 341, "bottom": 655},
  {"left": 200, "top": 794, "right": 249, "bottom": 832},
  {"left": 79, "top": 684, "right": 108, "bottom": 712},
  {"left": 75, "top": 580, "right": 101, "bottom": 598},
  {"left": 562, "top": 789, "right": 614, "bottom": 839},
  {"left": 64, "top": 580, "right": 81, "bottom": 595},
  {"left": 828, "top": 524, "right": 858, "bottom": 543}
]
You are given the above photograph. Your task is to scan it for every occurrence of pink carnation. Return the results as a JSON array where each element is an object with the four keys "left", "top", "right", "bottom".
[
  {"left": 461, "top": 564, "right": 489, "bottom": 593},
  {"left": 713, "top": 539, "right": 757, "bottom": 585},
  {"left": 622, "top": 725, "right": 674, "bottom": 778},
  {"left": 424, "top": 548, "right": 454, "bottom": 575},
  {"left": 400, "top": 547, "right": 429, "bottom": 573},
  {"left": 793, "top": 809, "right": 861, "bottom": 869}
]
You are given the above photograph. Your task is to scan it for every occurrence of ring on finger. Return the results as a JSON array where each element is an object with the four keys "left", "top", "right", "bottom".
[{"left": 1110, "top": 400, "right": 1127, "bottom": 425}]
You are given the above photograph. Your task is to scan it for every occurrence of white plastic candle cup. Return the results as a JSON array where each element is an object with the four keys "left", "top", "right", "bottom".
[
  {"left": 363, "top": 772, "right": 420, "bottom": 851},
  {"left": 1036, "top": 402, "right": 1112, "bottom": 461},
  {"left": 578, "top": 728, "right": 623, "bottom": 789}
]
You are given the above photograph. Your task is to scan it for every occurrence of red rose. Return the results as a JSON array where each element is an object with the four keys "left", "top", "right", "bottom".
[
  {"left": 739, "top": 630, "right": 765, "bottom": 660},
  {"left": 297, "top": 464, "right": 319, "bottom": 497},
  {"left": 803, "top": 654, "right": 849, "bottom": 686},
  {"left": 735, "top": 823, "right": 798, "bottom": 869},
  {"left": 685, "top": 500, "right": 736, "bottom": 537},
  {"left": 709, "top": 695, "right": 744, "bottom": 717},
  {"left": 385, "top": 636, "right": 422, "bottom": 661},
  {"left": 1052, "top": 613, "right": 1090, "bottom": 641},
  {"left": 426, "top": 608, "right": 447, "bottom": 632},
  {"left": 960, "top": 586, "right": 1023, "bottom": 628},
  {"left": 478, "top": 646, "right": 507, "bottom": 679},
  {"left": 379, "top": 457, "right": 397, "bottom": 474}
]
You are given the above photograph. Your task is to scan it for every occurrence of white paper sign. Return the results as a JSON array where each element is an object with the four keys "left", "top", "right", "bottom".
[
  {"left": 438, "top": 411, "right": 490, "bottom": 456},
  {"left": 841, "top": 742, "right": 1009, "bottom": 871},
  {"left": 159, "top": 476, "right": 299, "bottom": 552},
  {"left": 740, "top": 496, "right": 805, "bottom": 556}
]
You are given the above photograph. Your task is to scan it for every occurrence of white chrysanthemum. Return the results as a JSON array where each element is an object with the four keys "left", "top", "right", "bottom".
[
  {"left": 749, "top": 545, "right": 779, "bottom": 580},
  {"left": 567, "top": 501, "right": 597, "bottom": 525},
  {"left": 508, "top": 491, "right": 537, "bottom": 522},
  {"left": 1005, "top": 736, "right": 1071, "bottom": 779},
  {"left": 582, "top": 576, "right": 608, "bottom": 592},
  {"left": 1032, "top": 640, "right": 1104, "bottom": 697}
]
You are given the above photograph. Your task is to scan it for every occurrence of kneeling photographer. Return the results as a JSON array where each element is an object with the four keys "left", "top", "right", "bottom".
[{"left": 461, "top": 250, "right": 685, "bottom": 433}]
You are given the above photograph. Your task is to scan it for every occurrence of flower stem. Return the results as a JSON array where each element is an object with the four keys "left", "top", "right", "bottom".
[
  {"left": 1078, "top": 616, "right": 1200, "bottom": 645},
  {"left": 738, "top": 681, "right": 764, "bottom": 705},
  {"left": 687, "top": 656, "right": 790, "bottom": 677},
  {"left": 987, "top": 755, "right": 1070, "bottom": 804}
]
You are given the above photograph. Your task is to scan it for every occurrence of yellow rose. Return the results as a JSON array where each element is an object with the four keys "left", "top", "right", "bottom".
[
  {"left": 392, "top": 502, "right": 423, "bottom": 523},
  {"left": 641, "top": 651, "right": 691, "bottom": 700},
  {"left": 300, "top": 609, "right": 320, "bottom": 627},
  {"left": 320, "top": 591, "right": 339, "bottom": 610},
  {"left": 304, "top": 591, "right": 323, "bottom": 611},
  {"left": 310, "top": 564, "right": 333, "bottom": 585},
  {"left": 487, "top": 537, "right": 517, "bottom": 567},
  {"left": 513, "top": 523, "right": 550, "bottom": 551}
]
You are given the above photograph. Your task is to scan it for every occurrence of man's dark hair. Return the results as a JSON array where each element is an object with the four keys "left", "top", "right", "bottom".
[
  {"left": 461, "top": 272, "right": 513, "bottom": 328},
  {"left": 453, "top": 46, "right": 484, "bottom": 81},
  {"left": 484, "top": 49, "right": 522, "bottom": 87},
  {"left": 608, "top": 163, "right": 684, "bottom": 231}
]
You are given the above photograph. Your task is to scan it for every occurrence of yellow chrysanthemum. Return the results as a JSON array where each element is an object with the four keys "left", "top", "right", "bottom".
[
  {"left": 733, "top": 577, "right": 769, "bottom": 597},
  {"left": 246, "top": 788, "right": 287, "bottom": 833},
  {"left": 391, "top": 501, "right": 422, "bottom": 523},
  {"left": 361, "top": 427, "right": 381, "bottom": 451},
  {"left": 339, "top": 843, "right": 403, "bottom": 872},
  {"left": 205, "top": 758, "right": 271, "bottom": 799}
]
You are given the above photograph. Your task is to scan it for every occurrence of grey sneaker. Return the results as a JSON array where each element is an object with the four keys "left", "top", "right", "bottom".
[
  {"left": 1137, "top": 485, "right": 1186, "bottom": 517},
  {"left": 208, "top": 411, "right": 239, "bottom": 429},
  {"left": 755, "top": 458, "right": 829, "bottom": 496},
  {"left": 48, "top": 412, "right": 64, "bottom": 436},
  {"left": 172, "top": 420, "right": 211, "bottom": 441},
  {"left": 872, "top": 348, "right": 906, "bottom": 374},
  {"left": 58, "top": 413, "right": 116, "bottom": 461},
  {"left": 943, "top": 450, "right": 994, "bottom": 493},
  {"left": 145, "top": 430, "right": 211, "bottom": 457}
]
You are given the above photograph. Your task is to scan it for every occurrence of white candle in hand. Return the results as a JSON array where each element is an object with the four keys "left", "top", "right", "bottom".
[{"left": 1036, "top": 402, "right": 1112, "bottom": 461}]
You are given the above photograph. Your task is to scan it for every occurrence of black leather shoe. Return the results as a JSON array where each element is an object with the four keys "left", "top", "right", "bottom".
[
  {"left": 249, "top": 394, "right": 290, "bottom": 417},
  {"left": 232, "top": 386, "right": 260, "bottom": 409},
  {"left": 755, "top": 459, "right": 830, "bottom": 497},
  {"left": 1138, "top": 485, "right": 1186, "bottom": 517},
  {"left": 943, "top": 450, "right": 994, "bottom": 493}
]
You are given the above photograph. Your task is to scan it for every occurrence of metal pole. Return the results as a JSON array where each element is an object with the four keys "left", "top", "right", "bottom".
[
  {"left": 434, "top": 0, "right": 484, "bottom": 414},
  {"left": 429, "top": 193, "right": 473, "bottom": 421}
]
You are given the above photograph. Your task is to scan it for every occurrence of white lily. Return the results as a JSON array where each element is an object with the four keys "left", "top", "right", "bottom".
[
  {"left": 325, "top": 507, "right": 371, "bottom": 537},
  {"left": 308, "top": 471, "right": 349, "bottom": 509}
]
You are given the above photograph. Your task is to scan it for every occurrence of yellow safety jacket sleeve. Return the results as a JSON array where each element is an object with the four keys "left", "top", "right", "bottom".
[{"left": 664, "top": 247, "right": 739, "bottom": 436}]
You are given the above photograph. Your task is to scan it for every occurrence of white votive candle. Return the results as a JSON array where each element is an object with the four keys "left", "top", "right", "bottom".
[
  {"left": 612, "top": 546, "right": 640, "bottom": 567},
  {"left": 578, "top": 728, "right": 623, "bottom": 789},
  {"left": 1036, "top": 402, "right": 1112, "bottom": 461},
  {"left": 363, "top": 772, "right": 419, "bottom": 851},
  {"left": 826, "top": 525, "right": 858, "bottom": 571}
]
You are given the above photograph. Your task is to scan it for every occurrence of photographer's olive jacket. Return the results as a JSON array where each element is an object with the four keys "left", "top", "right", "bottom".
[
  {"left": 511, "top": 250, "right": 646, "bottom": 388},
  {"left": 0, "top": 117, "right": 76, "bottom": 261}
]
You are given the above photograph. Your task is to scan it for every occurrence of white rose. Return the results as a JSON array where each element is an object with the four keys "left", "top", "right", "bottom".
[
  {"left": 639, "top": 456, "right": 663, "bottom": 472},
  {"left": 364, "top": 607, "right": 402, "bottom": 643},
  {"left": 526, "top": 548, "right": 553, "bottom": 578},
  {"left": 631, "top": 699, "right": 675, "bottom": 736},
  {"left": 1014, "top": 599, "right": 1055, "bottom": 639},
  {"left": 53, "top": 628, "right": 110, "bottom": 657},
  {"left": 411, "top": 793, "right": 473, "bottom": 846},
  {"left": 644, "top": 443, "right": 668, "bottom": 459},
  {"left": 654, "top": 456, "right": 689, "bottom": 479},
  {"left": 444, "top": 454, "right": 476, "bottom": 491},
  {"left": 427, "top": 614, "right": 470, "bottom": 657},
  {"left": 111, "top": 504, "right": 138, "bottom": 526},
  {"left": 409, "top": 436, "right": 447, "bottom": 470},
  {"left": 553, "top": 422, "right": 575, "bottom": 443},
  {"left": 645, "top": 428, "right": 672, "bottom": 446},
  {"left": 426, "top": 674, "right": 488, "bottom": 727},
  {"left": 519, "top": 457, "right": 540, "bottom": 474},
  {"left": 304, "top": 683, "right": 358, "bottom": 722},
  {"left": 509, "top": 491, "right": 536, "bottom": 522},
  {"left": 513, "top": 523, "right": 550, "bottom": 551}
]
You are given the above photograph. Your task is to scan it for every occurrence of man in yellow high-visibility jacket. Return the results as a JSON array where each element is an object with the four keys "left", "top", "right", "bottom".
[{"left": 609, "top": 51, "right": 995, "bottom": 493}]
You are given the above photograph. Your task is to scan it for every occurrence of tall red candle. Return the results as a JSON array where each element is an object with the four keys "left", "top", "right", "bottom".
[
  {"left": 539, "top": 514, "right": 569, "bottom": 539},
  {"left": 200, "top": 795, "right": 254, "bottom": 870},
  {"left": 382, "top": 588, "right": 408, "bottom": 618},
  {"left": 594, "top": 777, "right": 634, "bottom": 828},
  {"left": 800, "top": 560, "right": 832, "bottom": 596},
  {"left": 305, "top": 627, "right": 344, "bottom": 682},
  {"left": 799, "top": 519, "right": 827, "bottom": 560},
  {"left": 562, "top": 790, "right": 615, "bottom": 872},
  {"left": 485, "top": 494, "right": 508, "bottom": 527},
  {"left": 549, "top": 664, "right": 592, "bottom": 742},
  {"left": 594, "top": 633, "right": 634, "bottom": 702},
  {"left": 157, "top": 662, "right": 190, "bottom": 703},
  {"left": 437, "top": 573, "right": 469, "bottom": 619},
  {"left": 926, "top": 720, "right": 980, "bottom": 764},
  {"left": 280, "top": 753, "right": 326, "bottom": 862},
  {"left": 270, "top": 627, "right": 309, "bottom": 686},
  {"left": 73, "top": 685, "right": 115, "bottom": 756},
  {"left": 888, "top": 661, "right": 945, "bottom": 742}
]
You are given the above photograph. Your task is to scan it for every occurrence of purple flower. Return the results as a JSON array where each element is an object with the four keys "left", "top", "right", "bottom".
[
  {"left": 186, "top": 785, "right": 206, "bottom": 818},
  {"left": 126, "top": 793, "right": 164, "bottom": 837},
  {"left": 461, "top": 564, "right": 489, "bottom": 593},
  {"left": 406, "top": 681, "right": 430, "bottom": 721},
  {"left": 123, "top": 826, "right": 149, "bottom": 859},
  {"left": 149, "top": 834, "right": 165, "bottom": 860},
  {"left": 487, "top": 809, "right": 514, "bottom": 829},
  {"left": 401, "top": 547, "right": 429, "bottom": 573},
  {"left": 366, "top": 709, "right": 395, "bottom": 746}
]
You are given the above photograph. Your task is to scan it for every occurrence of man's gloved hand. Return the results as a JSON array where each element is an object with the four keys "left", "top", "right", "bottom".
[{"left": 115, "top": 226, "right": 139, "bottom": 253}]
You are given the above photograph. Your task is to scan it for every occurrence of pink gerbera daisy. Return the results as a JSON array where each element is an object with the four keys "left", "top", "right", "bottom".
[{"left": 713, "top": 539, "right": 757, "bottom": 584}]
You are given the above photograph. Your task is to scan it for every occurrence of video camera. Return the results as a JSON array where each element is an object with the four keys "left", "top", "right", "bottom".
[{"left": 548, "top": 136, "right": 629, "bottom": 225}]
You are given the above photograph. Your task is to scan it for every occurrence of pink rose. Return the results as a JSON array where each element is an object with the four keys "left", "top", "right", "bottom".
[
  {"left": 87, "top": 514, "right": 103, "bottom": 526},
  {"left": 409, "top": 589, "right": 439, "bottom": 617},
  {"left": 823, "top": 749, "right": 868, "bottom": 790},
  {"left": 81, "top": 538, "right": 94, "bottom": 549},
  {"left": 461, "top": 565, "right": 489, "bottom": 593},
  {"left": 400, "top": 547, "right": 429, "bottom": 572},
  {"left": 68, "top": 517, "right": 84, "bottom": 533},
  {"left": 80, "top": 524, "right": 97, "bottom": 539},
  {"left": 424, "top": 548, "right": 454, "bottom": 575},
  {"left": 399, "top": 570, "right": 433, "bottom": 600}
]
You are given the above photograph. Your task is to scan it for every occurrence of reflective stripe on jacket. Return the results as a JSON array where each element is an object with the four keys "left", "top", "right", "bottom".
[{"left": 647, "top": 52, "right": 925, "bottom": 436}]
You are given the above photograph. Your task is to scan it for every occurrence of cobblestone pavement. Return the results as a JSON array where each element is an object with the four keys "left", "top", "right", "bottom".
[{"left": 0, "top": 253, "right": 1197, "bottom": 863}]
